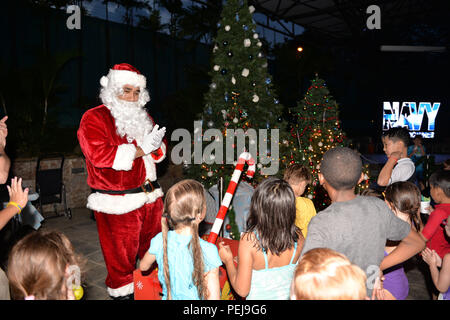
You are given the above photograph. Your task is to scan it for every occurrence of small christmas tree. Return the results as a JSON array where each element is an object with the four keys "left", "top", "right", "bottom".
[
  {"left": 289, "top": 75, "right": 369, "bottom": 209},
  {"left": 290, "top": 75, "right": 345, "bottom": 208}
]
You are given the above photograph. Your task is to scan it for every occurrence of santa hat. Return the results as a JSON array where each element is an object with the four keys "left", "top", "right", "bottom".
[{"left": 100, "top": 63, "right": 146, "bottom": 90}]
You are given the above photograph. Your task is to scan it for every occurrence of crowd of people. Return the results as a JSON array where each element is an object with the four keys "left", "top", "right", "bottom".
[{"left": 0, "top": 63, "right": 449, "bottom": 301}]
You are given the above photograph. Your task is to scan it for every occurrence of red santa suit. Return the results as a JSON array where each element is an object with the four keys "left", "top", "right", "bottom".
[{"left": 77, "top": 63, "right": 166, "bottom": 298}]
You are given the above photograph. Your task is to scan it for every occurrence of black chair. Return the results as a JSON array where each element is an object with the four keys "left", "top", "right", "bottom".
[{"left": 35, "top": 154, "right": 72, "bottom": 219}]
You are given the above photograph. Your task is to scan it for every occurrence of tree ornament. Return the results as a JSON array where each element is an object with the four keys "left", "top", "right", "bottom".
[
  {"left": 248, "top": 54, "right": 253, "bottom": 60},
  {"left": 243, "top": 24, "right": 248, "bottom": 30},
  {"left": 253, "top": 33, "right": 259, "bottom": 39},
  {"left": 226, "top": 224, "right": 231, "bottom": 231},
  {"left": 318, "top": 141, "right": 323, "bottom": 147},
  {"left": 233, "top": 117, "right": 238, "bottom": 123},
  {"left": 277, "top": 116, "right": 282, "bottom": 122},
  {"left": 231, "top": 76, "right": 236, "bottom": 84},
  {"left": 244, "top": 38, "right": 251, "bottom": 47},
  {"left": 207, "top": 121, "right": 214, "bottom": 127},
  {"left": 227, "top": 51, "right": 233, "bottom": 57},
  {"left": 210, "top": 82, "right": 217, "bottom": 89},
  {"left": 257, "top": 41, "right": 262, "bottom": 47},
  {"left": 225, "top": 25, "right": 231, "bottom": 31},
  {"left": 213, "top": 65, "right": 220, "bottom": 71},
  {"left": 221, "top": 68, "right": 227, "bottom": 75},
  {"left": 223, "top": 40, "right": 229, "bottom": 46},
  {"left": 249, "top": 5, "right": 255, "bottom": 13},
  {"left": 241, "top": 68, "right": 250, "bottom": 77},
  {"left": 252, "top": 94, "right": 259, "bottom": 102},
  {"left": 207, "top": 171, "right": 213, "bottom": 177}
]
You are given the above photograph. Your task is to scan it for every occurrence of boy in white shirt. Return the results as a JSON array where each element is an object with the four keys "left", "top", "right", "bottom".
[{"left": 377, "top": 127, "right": 416, "bottom": 187}]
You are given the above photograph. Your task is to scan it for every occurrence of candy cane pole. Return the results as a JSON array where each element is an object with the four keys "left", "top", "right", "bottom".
[{"left": 207, "top": 152, "right": 256, "bottom": 244}]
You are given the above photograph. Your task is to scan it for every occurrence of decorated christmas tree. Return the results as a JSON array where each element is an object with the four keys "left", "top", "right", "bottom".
[
  {"left": 288, "top": 75, "right": 370, "bottom": 209},
  {"left": 186, "top": 0, "right": 290, "bottom": 188}
]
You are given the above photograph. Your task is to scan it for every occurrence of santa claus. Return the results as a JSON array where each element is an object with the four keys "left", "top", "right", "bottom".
[{"left": 77, "top": 63, "right": 166, "bottom": 299}]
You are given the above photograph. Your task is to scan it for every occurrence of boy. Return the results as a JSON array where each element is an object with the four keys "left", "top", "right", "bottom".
[
  {"left": 300, "top": 147, "right": 425, "bottom": 299},
  {"left": 283, "top": 164, "right": 316, "bottom": 238},
  {"left": 378, "top": 127, "right": 415, "bottom": 187},
  {"left": 421, "top": 170, "right": 450, "bottom": 259}
]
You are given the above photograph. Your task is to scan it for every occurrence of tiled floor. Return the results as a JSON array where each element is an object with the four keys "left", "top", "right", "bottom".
[
  {"left": 40, "top": 208, "right": 112, "bottom": 300},
  {"left": 40, "top": 207, "right": 435, "bottom": 300}
]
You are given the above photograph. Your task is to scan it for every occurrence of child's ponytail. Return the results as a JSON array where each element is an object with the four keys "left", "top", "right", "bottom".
[
  {"left": 190, "top": 217, "right": 207, "bottom": 300},
  {"left": 161, "top": 215, "right": 172, "bottom": 300}
]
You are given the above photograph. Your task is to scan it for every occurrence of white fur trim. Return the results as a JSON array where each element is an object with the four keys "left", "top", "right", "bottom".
[
  {"left": 112, "top": 144, "right": 137, "bottom": 171},
  {"left": 107, "top": 282, "right": 134, "bottom": 297},
  {"left": 87, "top": 188, "right": 164, "bottom": 215},
  {"left": 142, "top": 154, "right": 157, "bottom": 181},
  {"left": 100, "top": 76, "right": 109, "bottom": 88},
  {"left": 102, "top": 69, "right": 146, "bottom": 89}
]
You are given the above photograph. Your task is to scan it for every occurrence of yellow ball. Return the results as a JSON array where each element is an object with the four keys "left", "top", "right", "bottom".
[{"left": 73, "top": 285, "right": 84, "bottom": 300}]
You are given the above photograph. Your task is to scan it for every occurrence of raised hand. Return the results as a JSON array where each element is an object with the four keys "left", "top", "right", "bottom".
[
  {"left": 141, "top": 124, "right": 166, "bottom": 154},
  {"left": 6, "top": 177, "right": 29, "bottom": 210}
]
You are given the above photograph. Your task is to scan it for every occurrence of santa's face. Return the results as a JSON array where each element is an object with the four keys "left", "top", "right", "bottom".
[{"left": 118, "top": 84, "right": 140, "bottom": 102}]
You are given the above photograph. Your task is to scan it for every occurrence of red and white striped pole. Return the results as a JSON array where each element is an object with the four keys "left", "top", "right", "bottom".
[{"left": 207, "top": 152, "right": 256, "bottom": 244}]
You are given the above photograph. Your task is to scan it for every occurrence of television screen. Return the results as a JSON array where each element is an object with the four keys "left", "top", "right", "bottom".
[{"left": 382, "top": 101, "right": 441, "bottom": 138}]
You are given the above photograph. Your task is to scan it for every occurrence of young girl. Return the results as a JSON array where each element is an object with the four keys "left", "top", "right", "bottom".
[
  {"left": 139, "top": 179, "right": 221, "bottom": 300},
  {"left": 219, "top": 178, "right": 304, "bottom": 300},
  {"left": 422, "top": 215, "right": 450, "bottom": 300},
  {"left": 382, "top": 181, "right": 423, "bottom": 300},
  {"left": 7, "top": 230, "right": 84, "bottom": 300}
]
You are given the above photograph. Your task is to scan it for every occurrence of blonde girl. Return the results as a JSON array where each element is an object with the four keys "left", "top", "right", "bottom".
[{"left": 139, "top": 179, "right": 221, "bottom": 300}]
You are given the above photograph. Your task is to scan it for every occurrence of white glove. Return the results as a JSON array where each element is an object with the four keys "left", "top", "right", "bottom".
[{"left": 141, "top": 124, "right": 166, "bottom": 154}]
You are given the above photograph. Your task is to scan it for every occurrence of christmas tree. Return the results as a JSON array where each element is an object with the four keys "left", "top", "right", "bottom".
[
  {"left": 289, "top": 75, "right": 345, "bottom": 208},
  {"left": 186, "top": 0, "right": 289, "bottom": 188},
  {"left": 288, "top": 75, "right": 369, "bottom": 209}
]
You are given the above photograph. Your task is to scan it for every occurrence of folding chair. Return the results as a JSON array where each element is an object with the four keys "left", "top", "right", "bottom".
[{"left": 35, "top": 154, "right": 72, "bottom": 219}]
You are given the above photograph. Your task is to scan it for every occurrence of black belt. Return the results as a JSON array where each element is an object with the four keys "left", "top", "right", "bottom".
[{"left": 92, "top": 179, "right": 161, "bottom": 195}]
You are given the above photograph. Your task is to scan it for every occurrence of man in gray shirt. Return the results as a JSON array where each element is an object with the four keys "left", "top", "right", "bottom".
[{"left": 301, "top": 147, "right": 425, "bottom": 299}]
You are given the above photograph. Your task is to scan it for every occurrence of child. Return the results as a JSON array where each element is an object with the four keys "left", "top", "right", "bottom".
[
  {"left": 291, "top": 248, "right": 368, "bottom": 300},
  {"left": 422, "top": 215, "right": 450, "bottom": 300},
  {"left": 0, "top": 176, "right": 29, "bottom": 300},
  {"left": 421, "top": 170, "right": 450, "bottom": 260},
  {"left": 283, "top": 164, "right": 316, "bottom": 238},
  {"left": 377, "top": 127, "right": 415, "bottom": 187},
  {"left": 7, "top": 230, "right": 84, "bottom": 300},
  {"left": 139, "top": 179, "right": 221, "bottom": 300},
  {"left": 408, "top": 135, "right": 426, "bottom": 181},
  {"left": 218, "top": 178, "right": 304, "bottom": 300},
  {"left": 382, "top": 181, "right": 423, "bottom": 300},
  {"left": 301, "top": 147, "right": 425, "bottom": 299},
  {"left": 443, "top": 159, "right": 450, "bottom": 171}
]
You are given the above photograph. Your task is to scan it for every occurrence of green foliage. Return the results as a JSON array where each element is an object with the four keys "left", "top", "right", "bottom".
[{"left": 0, "top": 49, "right": 79, "bottom": 157}]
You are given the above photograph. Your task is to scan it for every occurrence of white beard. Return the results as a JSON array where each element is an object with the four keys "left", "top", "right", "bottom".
[{"left": 106, "top": 98, "right": 153, "bottom": 145}]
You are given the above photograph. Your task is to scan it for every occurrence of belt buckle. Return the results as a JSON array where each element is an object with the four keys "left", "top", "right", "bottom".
[{"left": 141, "top": 179, "right": 154, "bottom": 194}]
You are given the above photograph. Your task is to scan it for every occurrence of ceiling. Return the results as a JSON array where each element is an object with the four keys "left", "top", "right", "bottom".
[{"left": 249, "top": 0, "right": 450, "bottom": 42}]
